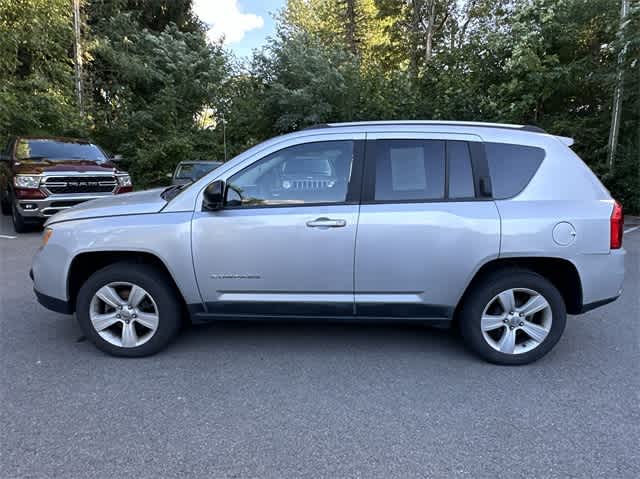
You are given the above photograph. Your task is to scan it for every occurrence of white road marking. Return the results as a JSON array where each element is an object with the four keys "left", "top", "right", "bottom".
[
  {"left": 624, "top": 226, "right": 639, "bottom": 234},
  {"left": 0, "top": 234, "right": 17, "bottom": 239}
]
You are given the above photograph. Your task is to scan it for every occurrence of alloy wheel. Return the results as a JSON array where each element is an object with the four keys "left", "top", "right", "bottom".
[
  {"left": 89, "top": 282, "right": 159, "bottom": 348},
  {"left": 480, "top": 288, "right": 553, "bottom": 355}
]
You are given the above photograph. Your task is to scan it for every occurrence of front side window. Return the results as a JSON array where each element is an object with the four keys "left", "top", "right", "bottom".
[
  {"left": 226, "top": 141, "right": 354, "bottom": 207},
  {"left": 373, "top": 140, "right": 446, "bottom": 201}
]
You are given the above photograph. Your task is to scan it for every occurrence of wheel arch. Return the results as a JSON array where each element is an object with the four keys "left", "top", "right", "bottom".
[
  {"left": 67, "top": 250, "right": 190, "bottom": 317},
  {"left": 455, "top": 256, "right": 583, "bottom": 317}
]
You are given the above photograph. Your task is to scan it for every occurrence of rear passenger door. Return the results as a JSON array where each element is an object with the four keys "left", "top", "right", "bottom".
[{"left": 354, "top": 133, "right": 501, "bottom": 319}]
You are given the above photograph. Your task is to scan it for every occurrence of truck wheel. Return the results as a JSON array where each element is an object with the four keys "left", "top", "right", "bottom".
[
  {"left": 11, "top": 201, "right": 29, "bottom": 233},
  {"left": 75, "top": 263, "right": 183, "bottom": 357},
  {"left": 1, "top": 192, "right": 10, "bottom": 215},
  {"left": 458, "top": 269, "right": 566, "bottom": 365}
]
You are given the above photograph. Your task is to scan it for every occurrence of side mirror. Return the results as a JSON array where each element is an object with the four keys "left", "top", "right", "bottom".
[
  {"left": 165, "top": 172, "right": 173, "bottom": 178},
  {"left": 203, "top": 180, "right": 224, "bottom": 211},
  {"left": 111, "top": 154, "right": 123, "bottom": 162}
]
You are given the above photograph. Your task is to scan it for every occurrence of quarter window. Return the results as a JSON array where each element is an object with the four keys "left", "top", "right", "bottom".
[
  {"left": 225, "top": 141, "right": 354, "bottom": 207},
  {"left": 373, "top": 140, "right": 446, "bottom": 201},
  {"left": 485, "top": 143, "right": 545, "bottom": 199}
]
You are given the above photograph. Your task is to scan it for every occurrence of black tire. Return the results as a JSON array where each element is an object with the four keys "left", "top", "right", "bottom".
[
  {"left": 76, "top": 262, "right": 183, "bottom": 357},
  {"left": 11, "top": 200, "right": 29, "bottom": 233},
  {"left": 0, "top": 191, "right": 10, "bottom": 215},
  {"left": 458, "top": 269, "right": 566, "bottom": 365}
]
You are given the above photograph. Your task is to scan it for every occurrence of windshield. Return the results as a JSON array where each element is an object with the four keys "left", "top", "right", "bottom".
[
  {"left": 175, "top": 162, "right": 220, "bottom": 180},
  {"left": 15, "top": 139, "right": 108, "bottom": 161}
]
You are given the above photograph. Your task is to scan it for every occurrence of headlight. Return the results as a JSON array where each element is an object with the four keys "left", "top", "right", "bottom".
[
  {"left": 116, "top": 174, "right": 132, "bottom": 187},
  {"left": 282, "top": 180, "right": 292, "bottom": 189},
  {"left": 14, "top": 175, "right": 41, "bottom": 189},
  {"left": 42, "top": 228, "right": 53, "bottom": 247}
]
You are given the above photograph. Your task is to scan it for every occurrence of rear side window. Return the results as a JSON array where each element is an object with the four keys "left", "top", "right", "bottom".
[
  {"left": 373, "top": 140, "right": 445, "bottom": 201},
  {"left": 485, "top": 143, "right": 545, "bottom": 199}
]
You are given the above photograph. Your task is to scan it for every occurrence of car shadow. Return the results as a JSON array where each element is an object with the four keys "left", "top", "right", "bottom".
[{"left": 171, "top": 319, "right": 467, "bottom": 358}]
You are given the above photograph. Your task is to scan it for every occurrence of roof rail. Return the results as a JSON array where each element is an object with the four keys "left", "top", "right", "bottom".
[{"left": 302, "top": 121, "right": 548, "bottom": 135}]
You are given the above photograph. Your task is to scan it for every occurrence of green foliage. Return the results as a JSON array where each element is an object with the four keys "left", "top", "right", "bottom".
[
  {"left": 88, "top": 14, "right": 229, "bottom": 184},
  {"left": 0, "top": 0, "right": 637, "bottom": 210},
  {"left": 0, "top": 0, "right": 87, "bottom": 138}
]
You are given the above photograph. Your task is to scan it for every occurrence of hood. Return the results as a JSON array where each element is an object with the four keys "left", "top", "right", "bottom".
[
  {"left": 45, "top": 188, "right": 167, "bottom": 226},
  {"left": 14, "top": 159, "right": 118, "bottom": 175}
]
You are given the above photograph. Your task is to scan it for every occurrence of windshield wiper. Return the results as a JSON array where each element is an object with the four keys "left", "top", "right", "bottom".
[
  {"left": 21, "top": 156, "right": 48, "bottom": 161},
  {"left": 160, "top": 184, "right": 183, "bottom": 201}
]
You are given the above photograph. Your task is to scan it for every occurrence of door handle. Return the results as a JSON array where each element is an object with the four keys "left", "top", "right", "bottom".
[{"left": 306, "top": 217, "right": 347, "bottom": 228}]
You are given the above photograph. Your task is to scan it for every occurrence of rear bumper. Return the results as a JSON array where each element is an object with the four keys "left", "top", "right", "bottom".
[{"left": 576, "top": 249, "right": 625, "bottom": 314}]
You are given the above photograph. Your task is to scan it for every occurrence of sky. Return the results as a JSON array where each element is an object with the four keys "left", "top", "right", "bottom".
[{"left": 192, "top": 0, "right": 285, "bottom": 58}]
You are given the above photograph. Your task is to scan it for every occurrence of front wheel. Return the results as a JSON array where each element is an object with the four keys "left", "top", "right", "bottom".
[
  {"left": 11, "top": 201, "right": 29, "bottom": 233},
  {"left": 76, "top": 263, "right": 183, "bottom": 357},
  {"left": 0, "top": 190, "right": 10, "bottom": 215},
  {"left": 458, "top": 269, "right": 566, "bottom": 365}
]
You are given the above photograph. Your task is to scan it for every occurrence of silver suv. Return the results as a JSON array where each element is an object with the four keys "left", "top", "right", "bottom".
[{"left": 31, "top": 121, "right": 626, "bottom": 364}]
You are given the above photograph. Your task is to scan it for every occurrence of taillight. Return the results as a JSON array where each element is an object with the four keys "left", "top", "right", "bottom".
[{"left": 610, "top": 201, "right": 623, "bottom": 249}]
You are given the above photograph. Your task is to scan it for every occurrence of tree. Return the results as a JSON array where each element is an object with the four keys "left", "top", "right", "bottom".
[{"left": 0, "top": 0, "right": 87, "bottom": 138}]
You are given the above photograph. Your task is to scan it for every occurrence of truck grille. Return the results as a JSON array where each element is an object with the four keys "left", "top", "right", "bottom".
[
  {"left": 288, "top": 179, "right": 334, "bottom": 190},
  {"left": 42, "top": 176, "right": 117, "bottom": 194}
]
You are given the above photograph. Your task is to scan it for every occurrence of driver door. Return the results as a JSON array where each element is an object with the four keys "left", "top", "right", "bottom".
[{"left": 191, "top": 136, "right": 364, "bottom": 318}]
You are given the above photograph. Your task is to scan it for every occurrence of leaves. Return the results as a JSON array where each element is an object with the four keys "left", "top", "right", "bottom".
[{"left": 0, "top": 0, "right": 637, "bottom": 210}]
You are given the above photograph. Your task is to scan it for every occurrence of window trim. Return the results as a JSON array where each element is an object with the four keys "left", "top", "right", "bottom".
[
  {"left": 216, "top": 139, "right": 366, "bottom": 211},
  {"left": 361, "top": 139, "right": 493, "bottom": 204}
]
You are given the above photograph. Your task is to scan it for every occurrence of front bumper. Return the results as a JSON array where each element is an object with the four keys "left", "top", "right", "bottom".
[
  {"left": 30, "top": 268, "right": 73, "bottom": 314},
  {"left": 34, "top": 288, "right": 73, "bottom": 314},
  {"left": 16, "top": 192, "right": 115, "bottom": 219}
]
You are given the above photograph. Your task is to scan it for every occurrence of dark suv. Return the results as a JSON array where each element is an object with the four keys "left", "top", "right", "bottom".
[{"left": 0, "top": 136, "right": 132, "bottom": 232}]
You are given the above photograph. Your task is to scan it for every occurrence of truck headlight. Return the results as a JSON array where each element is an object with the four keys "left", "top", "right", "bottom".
[
  {"left": 116, "top": 174, "right": 132, "bottom": 187},
  {"left": 14, "top": 175, "right": 41, "bottom": 189}
]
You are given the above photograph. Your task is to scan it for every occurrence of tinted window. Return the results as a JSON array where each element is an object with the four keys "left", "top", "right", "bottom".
[
  {"left": 15, "top": 139, "right": 107, "bottom": 161},
  {"left": 447, "top": 141, "right": 475, "bottom": 198},
  {"left": 226, "top": 141, "right": 353, "bottom": 207},
  {"left": 176, "top": 162, "right": 221, "bottom": 180},
  {"left": 374, "top": 140, "right": 445, "bottom": 201},
  {"left": 485, "top": 143, "right": 544, "bottom": 199}
]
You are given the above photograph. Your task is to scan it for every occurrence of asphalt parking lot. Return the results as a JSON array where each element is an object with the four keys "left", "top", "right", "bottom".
[{"left": 1, "top": 214, "right": 639, "bottom": 479}]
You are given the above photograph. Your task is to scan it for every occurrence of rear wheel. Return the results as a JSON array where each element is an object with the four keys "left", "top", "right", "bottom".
[
  {"left": 76, "top": 263, "right": 182, "bottom": 357},
  {"left": 459, "top": 269, "right": 566, "bottom": 365}
]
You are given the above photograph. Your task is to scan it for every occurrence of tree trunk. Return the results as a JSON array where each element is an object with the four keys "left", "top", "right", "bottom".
[
  {"left": 72, "top": 0, "right": 83, "bottom": 115},
  {"left": 410, "top": 0, "right": 422, "bottom": 77},
  {"left": 425, "top": 0, "right": 436, "bottom": 63},
  {"left": 607, "top": 0, "right": 630, "bottom": 171},
  {"left": 345, "top": 0, "right": 358, "bottom": 55}
]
